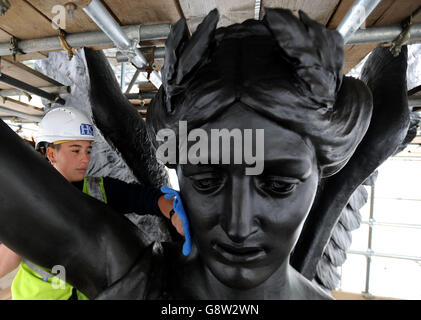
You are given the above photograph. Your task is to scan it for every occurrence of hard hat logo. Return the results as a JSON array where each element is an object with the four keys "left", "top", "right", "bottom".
[{"left": 80, "top": 124, "right": 94, "bottom": 137}]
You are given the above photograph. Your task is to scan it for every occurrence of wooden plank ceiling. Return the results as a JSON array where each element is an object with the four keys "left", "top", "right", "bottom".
[
  {"left": 0, "top": 0, "right": 420, "bottom": 119},
  {"left": 261, "top": 0, "right": 341, "bottom": 25},
  {"left": 0, "top": 0, "right": 419, "bottom": 68}
]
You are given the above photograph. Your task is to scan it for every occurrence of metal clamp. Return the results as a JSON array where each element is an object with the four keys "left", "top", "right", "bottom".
[
  {"left": 388, "top": 15, "right": 413, "bottom": 57},
  {"left": 19, "top": 90, "right": 32, "bottom": 101},
  {"left": 9, "top": 36, "right": 23, "bottom": 62},
  {"left": 116, "top": 39, "right": 140, "bottom": 63},
  {"left": 386, "top": 6, "right": 421, "bottom": 56},
  {"left": 58, "top": 29, "right": 76, "bottom": 61},
  {"left": 0, "top": 0, "right": 11, "bottom": 16},
  {"left": 137, "top": 47, "right": 156, "bottom": 79}
]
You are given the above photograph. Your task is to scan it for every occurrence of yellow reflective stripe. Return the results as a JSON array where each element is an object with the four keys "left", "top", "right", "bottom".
[
  {"left": 99, "top": 176, "right": 108, "bottom": 204},
  {"left": 22, "top": 259, "right": 54, "bottom": 281},
  {"left": 83, "top": 176, "right": 89, "bottom": 195},
  {"left": 11, "top": 262, "right": 73, "bottom": 300},
  {"left": 83, "top": 176, "right": 107, "bottom": 204}
]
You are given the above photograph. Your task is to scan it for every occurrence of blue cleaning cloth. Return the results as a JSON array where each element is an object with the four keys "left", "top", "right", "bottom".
[{"left": 160, "top": 186, "right": 192, "bottom": 256}]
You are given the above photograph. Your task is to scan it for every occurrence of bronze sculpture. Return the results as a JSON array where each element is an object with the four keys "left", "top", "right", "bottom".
[{"left": 0, "top": 8, "right": 410, "bottom": 299}]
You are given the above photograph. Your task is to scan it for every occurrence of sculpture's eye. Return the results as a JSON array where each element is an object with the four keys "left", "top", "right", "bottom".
[
  {"left": 190, "top": 173, "right": 225, "bottom": 193},
  {"left": 258, "top": 176, "right": 298, "bottom": 197}
]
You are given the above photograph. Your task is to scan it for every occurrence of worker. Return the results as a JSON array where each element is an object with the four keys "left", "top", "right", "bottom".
[{"left": 0, "top": 106, "right": 184, "bottom": 300}]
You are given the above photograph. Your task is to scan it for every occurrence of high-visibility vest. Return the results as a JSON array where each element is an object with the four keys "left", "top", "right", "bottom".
[{"left": 11, "top": 177, "right": 107, "bottom": 300}]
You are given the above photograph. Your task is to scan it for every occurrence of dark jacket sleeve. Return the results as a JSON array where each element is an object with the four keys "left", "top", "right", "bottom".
[{"left": 102, "top": 177, "right": 164, "bottom": 216}]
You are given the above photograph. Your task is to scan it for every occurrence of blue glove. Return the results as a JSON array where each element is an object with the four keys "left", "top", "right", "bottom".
[{"left": 160, "top": 186, "right": 192, "bottom": 256}]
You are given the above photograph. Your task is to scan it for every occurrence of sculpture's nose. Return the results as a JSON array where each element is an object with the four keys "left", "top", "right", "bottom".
[{"left": 222, "top": 176, "right": 256, "bottom": 243}]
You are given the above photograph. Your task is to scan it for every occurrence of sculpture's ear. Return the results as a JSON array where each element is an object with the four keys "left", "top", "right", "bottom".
[
  {"left": 163, "top": 9, "right": 219, "bottom": 112},
  {"left": 263, "top": 8, "right": 344, "bottom": 109}
]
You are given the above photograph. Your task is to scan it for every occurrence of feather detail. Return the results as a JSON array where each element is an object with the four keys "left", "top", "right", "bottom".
[
  {"left": 263, "top": 8, "right": 344, "bottom": 109},
  {"left": 162, "top": 18, "right": 189, "bottom": 112},
  {"left": 175, "top": 9, "right": 219, "bottom": 85}
]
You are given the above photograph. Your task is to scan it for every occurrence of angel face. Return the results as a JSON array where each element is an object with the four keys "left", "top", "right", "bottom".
[{"left": 177, "top": 102, "right": 319, "bottom": 289}]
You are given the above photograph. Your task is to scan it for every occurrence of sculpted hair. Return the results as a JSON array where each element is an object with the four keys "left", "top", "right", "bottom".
[{"left": 147, "top": 8, "right": 373, "bottom": 177}]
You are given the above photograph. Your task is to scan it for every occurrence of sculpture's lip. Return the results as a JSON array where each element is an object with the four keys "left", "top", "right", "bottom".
[{"left": 212, "top": 241, "right": 266, "bottom": 264}]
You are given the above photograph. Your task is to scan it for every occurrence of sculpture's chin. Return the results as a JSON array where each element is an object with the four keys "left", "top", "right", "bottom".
[{"left": 206, "top": 258, "right": 278, "bottom": 290}]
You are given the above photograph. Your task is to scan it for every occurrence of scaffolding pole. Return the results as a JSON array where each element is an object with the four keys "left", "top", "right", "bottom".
[
  {"left": 348, "top": 23, "right": 421, "bottom": 44},
  {"left": 337, "top": 0, "right": 382, "bottom": 43},
  {"left": 82, "top": 0, "right": 162, "bottom": 89},
  {"left": 0, "top": 24, "right": 170, "bottom": 57},
  {"left": 0, "top": 106, "right": 42, "bottom": 122},
  {"left": 408, "top": 97, "right": 421, "bottom": 107},
  {"left": 0, "top": 86, "right": 70, "bottom": 97}
]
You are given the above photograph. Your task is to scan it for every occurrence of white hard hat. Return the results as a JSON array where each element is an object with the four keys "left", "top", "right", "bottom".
[{"left": 35, "top": 107, "right": 95, "bottom": 150}]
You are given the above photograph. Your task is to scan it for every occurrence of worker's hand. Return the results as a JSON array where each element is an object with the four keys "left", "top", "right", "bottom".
[
  {"left": 161, "top": 186, "right": 192, "bottom": 256},
  {"left": 158, "top": 196, "right": 184, "bottom": 236},
  {"left": 170, "top": 212, "right": 185, "bottom": 237}
]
